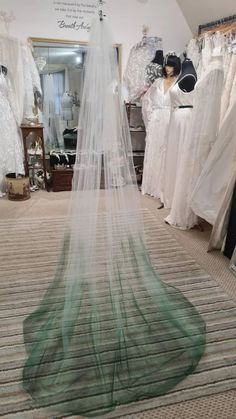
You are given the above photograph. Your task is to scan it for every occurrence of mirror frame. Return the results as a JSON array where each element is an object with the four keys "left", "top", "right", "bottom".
[{"left": 28, "top": 37, "right": 122, "bottom": 79}]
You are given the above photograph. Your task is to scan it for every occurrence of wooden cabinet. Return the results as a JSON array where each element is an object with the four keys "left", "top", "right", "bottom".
[
  {"left": 52, "top": 168, "right": 73, "bottom": 192},
  {"left": 20, "top": 124, "right": 48, "bottom": 190}
]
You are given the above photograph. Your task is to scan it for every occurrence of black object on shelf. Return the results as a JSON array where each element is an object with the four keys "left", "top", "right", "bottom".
[
  {"left": 63, "top": 128, "right": 78, "bottom": 149},
  {"left": 224, "top": 182, "right": 236, "bottom": 259}
]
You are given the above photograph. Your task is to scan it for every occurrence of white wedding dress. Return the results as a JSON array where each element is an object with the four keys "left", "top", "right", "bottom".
[
  {"left": 163, "top": 82, "right": 195, "bottom": 211},
  {"left": 141, "top": 78, "right": 171, "bottom": 198},
  {"left": 190, "top": 55, "right": 224, "bottom": 187},
  {"left": 186, "top": 38, "right": 201, "bottom": 71},
  {"left": 0, "top": 73, "right": 24, "bottom": 195},
  {"left": 141, "top": 83, "right": 154, "bottom": 129},
  {"left": 191, "top": 71, "right": 236, "bottom": 227},
  {"left": 164, "top": 55, "right": 224, "bottom": 230},
  {"left": 124, "top": 37, "right": 162, "bottom": 101},
  {"left": 220, "top": 54, "right": 236, "bottom": 123}
]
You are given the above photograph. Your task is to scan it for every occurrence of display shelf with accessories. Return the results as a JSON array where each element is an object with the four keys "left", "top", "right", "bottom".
[
  {"left": 20, "top": 124, "right": 49, "bottom": 191},
  {"left": 125, "top": 102, "right": 146, "bottom": 184}
]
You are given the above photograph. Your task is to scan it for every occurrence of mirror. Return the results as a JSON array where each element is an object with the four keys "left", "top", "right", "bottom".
[{"left": 29, "top": 38, "right": 122, "bottom": 157}]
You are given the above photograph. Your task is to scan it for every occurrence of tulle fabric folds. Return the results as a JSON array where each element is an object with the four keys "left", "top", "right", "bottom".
[{"left": 23, "top": 18, "right": 206, "bottom": 417}]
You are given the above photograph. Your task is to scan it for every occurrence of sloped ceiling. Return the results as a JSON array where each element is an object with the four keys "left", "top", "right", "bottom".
[{"left": 176, "top": 0, "right": 236, "bottom": 34}]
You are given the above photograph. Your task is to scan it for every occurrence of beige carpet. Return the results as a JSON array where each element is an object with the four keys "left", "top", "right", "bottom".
[{"left": 0, "top": 209, "right": 236, "bottom": 418}]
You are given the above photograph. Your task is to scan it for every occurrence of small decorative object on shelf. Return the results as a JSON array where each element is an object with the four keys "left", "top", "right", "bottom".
[
  {"left": 125, "top": 102, "right": 146, "bottom": 184},
  {"left": 20, "top": 124, "right": 49, "bottom": 191}
]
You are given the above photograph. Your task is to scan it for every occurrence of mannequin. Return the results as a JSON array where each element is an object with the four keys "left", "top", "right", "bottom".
[
  {"left": 163, "top": 55, "right": 195, "bottom": 211},
  {"left": 177, "top": 55, "right": 197, "bottom": 93},
  {"left": 145, "top": 49, "right": 164, "bottom": 85},
  {"left": 153, "top": 49, "right": 164, "bottom": 65},
  {"left": 163, "top": 52, "right": 181, "bottom": 93},
  {"left": 61, "top": 91, "right": 73, "bottom": 122},
  {"left": 142, "top": 52, "right": 180, "bottom": 202}
]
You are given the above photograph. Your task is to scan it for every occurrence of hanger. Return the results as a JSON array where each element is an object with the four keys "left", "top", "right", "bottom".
[
  {"left": 0, "top": 9, "right": 15, "bottom": 35},
  {"left": 198, "top": 21, "right": 236, "bottom": 39}
]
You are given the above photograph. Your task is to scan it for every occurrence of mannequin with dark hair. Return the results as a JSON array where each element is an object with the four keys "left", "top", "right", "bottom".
[
  {"left": 163, "top": 53, "right": 181, "bottom": 77},
  {"left": 177, "top": 54, "right": 197, "bottom": 92},
  {"left": 162, "top": 52, "right": 181, "bottom": 97},
  {"left": 142, "top": 51, "right": 180, "bottom": 203}
]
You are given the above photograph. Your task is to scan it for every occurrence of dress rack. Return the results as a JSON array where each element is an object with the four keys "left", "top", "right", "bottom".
[{"left": 198, "top": 14, "right": 236, "bottom": 35}]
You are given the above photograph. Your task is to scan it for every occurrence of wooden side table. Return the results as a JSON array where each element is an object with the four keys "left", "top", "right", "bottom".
[{"left": 52, "top": 168, "right": 73, "bottom": 192}]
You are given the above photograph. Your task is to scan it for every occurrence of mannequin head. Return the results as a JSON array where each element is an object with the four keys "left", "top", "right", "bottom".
[
  {"left": 152, "top": 50, "right": 164, "bottom": 66},
  {"left": 163, "top": 53, "right": 181, "bottom": 78}
]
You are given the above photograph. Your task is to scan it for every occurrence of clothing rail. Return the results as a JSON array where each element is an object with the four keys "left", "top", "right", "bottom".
[{"left": 198, "top": 14, "right": 236, "bottom": 35}]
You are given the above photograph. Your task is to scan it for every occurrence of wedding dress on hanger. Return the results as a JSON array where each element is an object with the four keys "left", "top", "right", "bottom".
[
  {"left": 0, "top": 34, "right": 25, "bottom": 124},
  {"left": 186, "top": 38, "right": 201, "bottom": 70},
  {"left": 191, "top": 68, "right": 236, "bottom": 227},
  {"left": 124, "top": 36, "right": 162, "bottom": 101},
  {"left": 0, "top": 71, "right": 24, "bottom": 195},
  {"left": 0, "top": 34, "right": 41, "bottom": 123}
]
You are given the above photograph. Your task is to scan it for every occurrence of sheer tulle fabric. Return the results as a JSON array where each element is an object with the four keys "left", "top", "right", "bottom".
[{"left": 23, "top": 19, "right": 206, "bottom": 417}]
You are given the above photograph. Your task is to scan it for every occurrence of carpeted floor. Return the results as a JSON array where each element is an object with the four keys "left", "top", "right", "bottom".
[{"left": 0, "top": 208, "right": 236, "bottom": 418}]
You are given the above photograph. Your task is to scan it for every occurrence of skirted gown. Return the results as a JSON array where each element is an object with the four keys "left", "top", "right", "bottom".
[
  {"left": 141, "top": 78, "right": 171, "bottom": 199},
  {"left": 165, "top": 55, "right": 224, "bottom": 230},
  {"left": 191, "top": 66, "right": 236, "bottom": 226},
  {"left": 163, "top": 82, "right": 195, "bottom": 212},
  {"left": 0, "top": 73, "right": 24, "bottom": 195}
]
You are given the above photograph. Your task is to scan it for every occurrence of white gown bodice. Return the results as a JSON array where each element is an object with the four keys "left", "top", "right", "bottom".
[{"left": 169, "top": 82, "right": 195, "bottom": 108}]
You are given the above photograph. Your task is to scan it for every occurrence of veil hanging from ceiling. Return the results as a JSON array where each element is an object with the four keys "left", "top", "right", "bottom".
[{"left": 23, "top": 16, "right": 206, "bottom": 418}]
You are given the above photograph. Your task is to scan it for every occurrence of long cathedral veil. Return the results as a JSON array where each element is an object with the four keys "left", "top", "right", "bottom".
[{"left": 23, "top": 16, "right": 206, "bottom": 417}]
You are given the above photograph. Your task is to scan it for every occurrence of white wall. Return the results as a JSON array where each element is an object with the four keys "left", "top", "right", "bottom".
[
  {"left": 177, "top": 0, "right": 236, "bottom": 34},
  {"left": 0, "top": 0, "right": 192, "bottom": 73}
]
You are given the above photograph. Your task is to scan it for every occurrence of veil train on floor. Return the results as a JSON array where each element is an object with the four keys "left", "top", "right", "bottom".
[{"left": 23, "top": 14, "right": 206, "bottom": 418}]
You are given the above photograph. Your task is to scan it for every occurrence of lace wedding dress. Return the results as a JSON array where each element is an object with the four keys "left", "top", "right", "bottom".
[
  {"left": 124, "top": 37, "right": 162, "bottom": 101},
  {"left": 142, "top": 78, "right": 171, "bottom": 199},
  {"left": 0, "top": 73, "right": 24, "bottom": 195}
]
